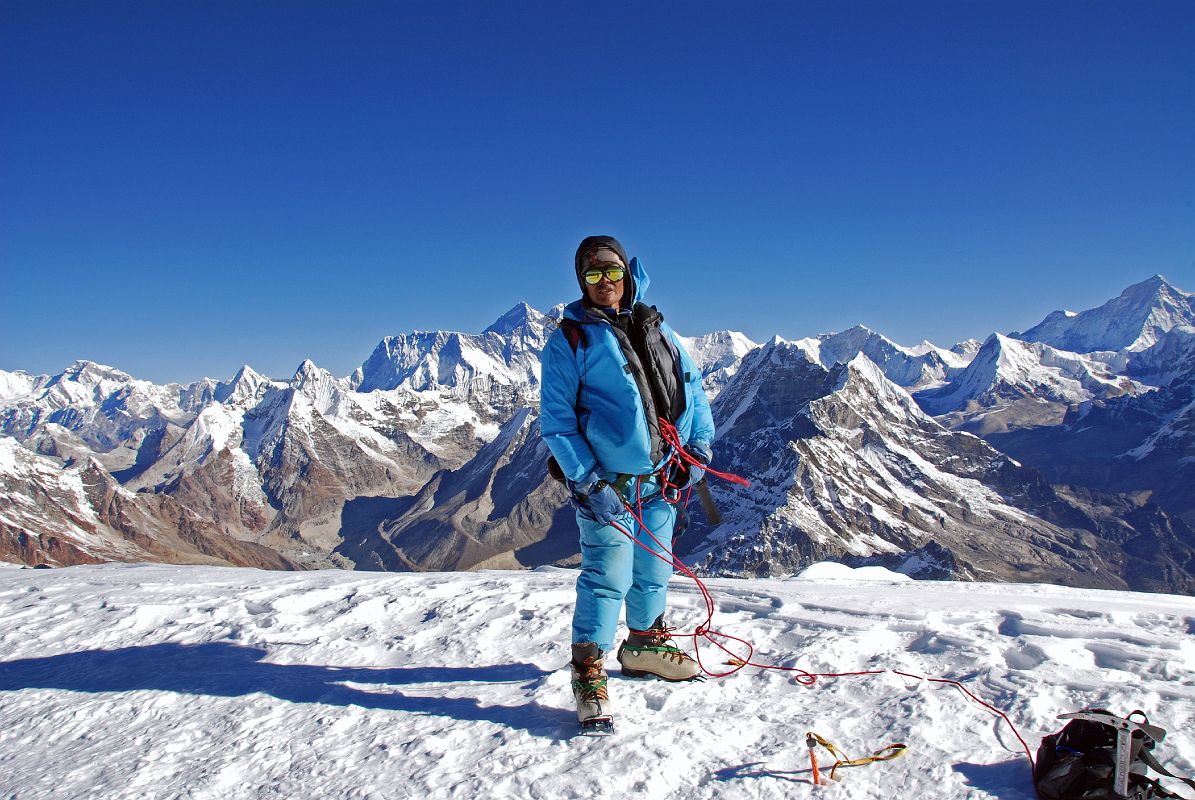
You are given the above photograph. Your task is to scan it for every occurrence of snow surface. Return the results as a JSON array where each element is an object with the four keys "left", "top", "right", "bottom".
[{"left": 2, "top": 563, "right": 1193, "bottom": 800}]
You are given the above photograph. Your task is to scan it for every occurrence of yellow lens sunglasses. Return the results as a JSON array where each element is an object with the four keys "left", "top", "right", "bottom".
[{"left": 582, "top": 266, "right": 626, "bottom": 285}]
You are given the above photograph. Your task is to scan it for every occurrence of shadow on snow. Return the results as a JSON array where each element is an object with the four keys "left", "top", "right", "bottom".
[
  {"left": 0, "top": 641, "right": 573, "bottom": 739},
  {"left": 713, "top": 758, "right": 1035, "bottom": 798},
  {"left": 712, "top": 761, "right": 814, "bottom": 785},
  {"left": 953, "top": 759, "right": 1037, "bottom": 799}
]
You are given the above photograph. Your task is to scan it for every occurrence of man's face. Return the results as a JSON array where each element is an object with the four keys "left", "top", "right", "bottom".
[{"left": 582, "top": 250, "right": 626, "bottom": 309}]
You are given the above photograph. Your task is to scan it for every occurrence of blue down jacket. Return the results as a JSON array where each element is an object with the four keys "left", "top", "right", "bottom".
[{"left": 539, "top": 256, "right": 715, "bottom": 483}]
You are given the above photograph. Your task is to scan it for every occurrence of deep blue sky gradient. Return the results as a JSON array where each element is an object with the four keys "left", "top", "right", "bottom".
[{"left": 3, "top": 1, "right": 1193, "bottom": 383}]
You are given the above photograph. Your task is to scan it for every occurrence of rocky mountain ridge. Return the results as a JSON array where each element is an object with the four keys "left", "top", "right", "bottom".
[
  {"left": 684, "top": 342, "right": 1194, "bottom": 592},
  {"left": 2, "top": 277, "right": 1193, "bottom": 592}
]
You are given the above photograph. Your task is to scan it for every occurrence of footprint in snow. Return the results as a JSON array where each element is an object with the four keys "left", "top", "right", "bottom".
[{"left": 1002, "top": 643, "right": 1049, "bottom": 670}]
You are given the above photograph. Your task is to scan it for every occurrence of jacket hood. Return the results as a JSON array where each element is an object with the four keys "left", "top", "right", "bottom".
[
  {"left": 575, "top": 235, "right": 636, "bottom": 306},
  {"left": 565, "top": 256, "right": 650, "bottom": 322}
]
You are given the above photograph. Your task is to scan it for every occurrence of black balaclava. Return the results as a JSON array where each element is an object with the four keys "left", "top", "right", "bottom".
[{"left": 574, "top": 235, "right": 634, "bottom": 307}]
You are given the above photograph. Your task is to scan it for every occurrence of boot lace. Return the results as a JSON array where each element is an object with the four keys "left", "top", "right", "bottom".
[
  {"left": 572, "top": 657, "right": 609, "bottom": 701},
  {"left": 630, "top": 626, "right": 694, "bottom": 665}
]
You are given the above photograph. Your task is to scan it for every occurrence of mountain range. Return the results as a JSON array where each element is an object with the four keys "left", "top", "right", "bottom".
[{"left": 2, "top": 275, "right": 1192, "bottom": 592}]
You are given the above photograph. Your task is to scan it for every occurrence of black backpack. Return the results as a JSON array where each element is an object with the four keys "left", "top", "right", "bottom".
[{"left": 1034, "top": 709, "right": 1194, "bottom": 799}]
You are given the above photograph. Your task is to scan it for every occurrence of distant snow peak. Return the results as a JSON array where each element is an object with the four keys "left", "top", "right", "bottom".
[
  {"left": 291, "top": 359, "right": 325, "bottom": 383},
  {"left": 674, "top": 329, "right": 760, "bottom": 398},
  {"left": 835, "top": 353, "right": 927, "bottom": 419},
  {"left": 915, "top": 331, "right": 1143, "bottom": 424},
  {"left": 54, "top": 359, "right": 133, "bottom": 386},
  {"left": 229, "top": 364, "right": 265, "bottom": 388},
  {"left": 950, "top": 338, "right": 984, "bottom": 358},
  {"left": 482, "top": 302, "right": 548, "bottom": 337},
  {"left": 1016, "top": 274, "right": 1194, "bottom": 353},
  {"left": 213, "top": 364, "right": 279, "bottom": 409},
  {"left": 289, "top": 360, "right": 345, "bottom": 415},
  {"left": 795, "top": 324, "right": 972, "bottom": 391},
  {"left": 1127, "top": 324, "right": 1195, "bottom": 385},
  {"left": 0, "top": 369, "right": 45, "bottom": 404},
  {"left": 354, "top": 309, "right": 549, "bottom": 396}
]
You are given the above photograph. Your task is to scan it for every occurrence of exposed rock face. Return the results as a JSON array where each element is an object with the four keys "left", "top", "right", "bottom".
[
  {"left": 1047, "top": 486, "right": 1195, "bottom": 594},
  {"left": 2, "top": 284, "right": 1192, "bottom": 594},
  {"left": 0, "top": 439, "right": 295, "bottom": 569},
  {"left": 141, "top": 383, "right": 447, "bottom": 562},
  {"left": 681, "top": 342, "right": 1195, "bottom": 592},
  {"left": 988, "top": 366, "right": 1195, "bottom": 529},
  {"left": 335, "top": 409, "right": 578, "bottom": 572},
  {"left": 249, "top": 389, "right": 418, "bottom": 553}
]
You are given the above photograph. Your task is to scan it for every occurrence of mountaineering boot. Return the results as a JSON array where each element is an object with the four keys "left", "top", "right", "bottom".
[
  {"left": 571, "top": 642, "right": 614, "bottom": 734},
  {"left": 617, "top": 615, "right": 702, "bottom": 681}
]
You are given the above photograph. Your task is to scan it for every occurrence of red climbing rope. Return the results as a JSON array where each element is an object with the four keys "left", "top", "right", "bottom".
[
  {"left": 607, "top": 419, "right": 1037, "bottom": 767},
  {"left": 658, "top": 418, "right": 751, "bottom": 487}
]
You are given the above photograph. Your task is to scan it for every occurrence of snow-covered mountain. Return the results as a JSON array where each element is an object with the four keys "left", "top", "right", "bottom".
[
  {"left": 915, "top": 333, "right": 1143, "bottom": 434},
  {"left": 2, "top": 281, "right": 1192, "bottom": 592},
  {"left": 130, "top": 364, "right": 459, "bottom": 560},
  {"left": 684, "top": 339, "right": 1195, "bottom": 592},
  {"left": 795, "top": 324, "right": 975, "bottom": 391},
  {"left": 0, "top": 439, "right": 293, "bottom": 570},
  {"left": 1125, "top": 324, "right": 1195, "bottom": 386},
  {"left": 353, "top": 302, "right": 549, "bottom": 401},
  {"left": 1, "top": 303, "right": 757, "bottom": 570},
  {"left": 674, "top": 330, "right": 759, "bottom": 398},
  {"left": 972, "top": 280, "right": 1195, "bottom": 528},
  {"left": 2, "top": 562, "right": 1193, "bottom": 800},
  {"left": 0, "top": 360, "right": 198, "bottom": 474},
  {"left": 0, "top": 369, "right": 52, "bottom": 403},
  {"left": 179, "top": 364, "right": 287, "bottom": 414},
  {"left": 1015, "top": 274, "right": 1195, "bottom": 353},
  {"left": 916, "top": 275, "right": 1193, "bottom": 437}
]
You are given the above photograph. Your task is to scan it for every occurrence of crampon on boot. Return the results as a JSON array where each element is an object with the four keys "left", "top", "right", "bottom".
[
  {"left": 616, "top": 615, "right": 702, "bottom": 682},
  {"left": 571, "top": 642, "right": 614, "bottom": 735}
]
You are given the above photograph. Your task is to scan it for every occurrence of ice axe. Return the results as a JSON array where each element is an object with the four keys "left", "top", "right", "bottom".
[
  {"left": 695, "top": 479, "right": 722, "bottom": 525},
  {"left": 1057, "top": 710, "right": 1166, "bottom": 798}
]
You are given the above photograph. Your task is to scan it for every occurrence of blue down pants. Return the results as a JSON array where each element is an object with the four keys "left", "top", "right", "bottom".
[{"left": 572, "top": 476, "right": 676, "bottom": 653}]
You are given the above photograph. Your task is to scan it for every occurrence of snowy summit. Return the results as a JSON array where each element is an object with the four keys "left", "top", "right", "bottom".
[{"left": 2, "top": 564, "right": 1194, "bottom": 799}]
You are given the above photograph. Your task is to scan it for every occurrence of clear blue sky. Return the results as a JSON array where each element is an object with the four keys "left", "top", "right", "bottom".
[{"left": 3, "top": 1, "right": 1193, "bottom": 384}]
